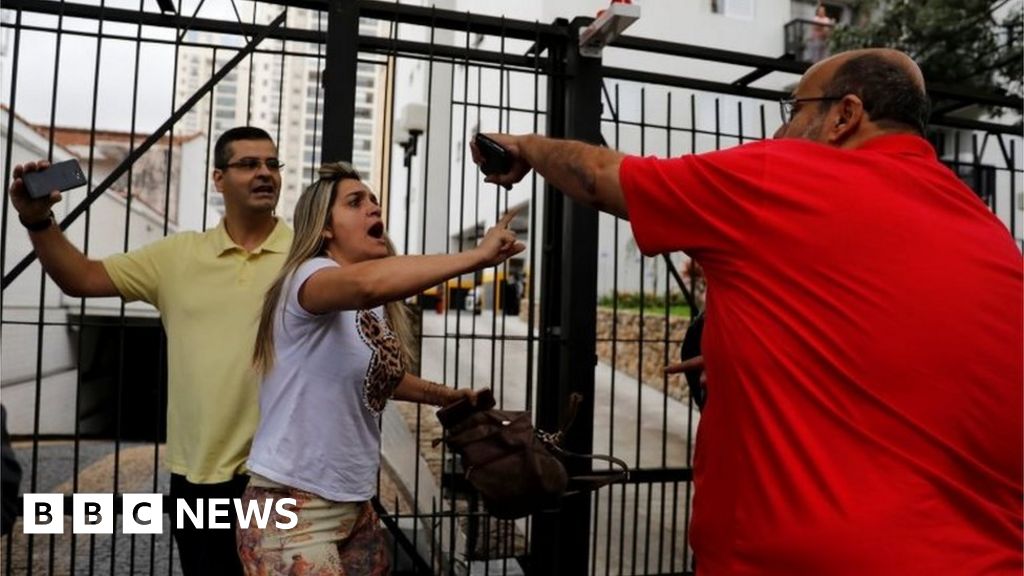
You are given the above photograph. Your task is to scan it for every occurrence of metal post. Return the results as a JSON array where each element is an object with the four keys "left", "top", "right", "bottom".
[
  {"left": 532, "top": 17, "right": 602, "bottom": 576},
  {"left": 321, "top": 0, "right": 359, "bottom": 163},
  {"left": 402, "top": 130, "right": 420, "bottom": 254}
]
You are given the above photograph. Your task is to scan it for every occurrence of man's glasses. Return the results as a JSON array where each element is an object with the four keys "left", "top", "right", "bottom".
[
  {"left": 779, "top": 96, "right": 842, "bottom": 124},
  {"left": 220, "top": 158, "right": 285, "bottom": 172}
]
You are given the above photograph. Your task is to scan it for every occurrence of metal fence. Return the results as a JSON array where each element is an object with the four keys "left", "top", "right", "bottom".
[{"left": 1, "top": 2, "right": 1021, "bottom": 576}]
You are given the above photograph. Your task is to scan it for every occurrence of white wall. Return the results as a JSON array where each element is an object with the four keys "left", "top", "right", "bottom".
[{"left": 1, "top": 113, "right": 170, "bottom": 433}]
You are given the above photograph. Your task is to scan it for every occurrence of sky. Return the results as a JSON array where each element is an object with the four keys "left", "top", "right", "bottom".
[{"left": 0, "top": 0, "right": 253, "bottom": 132}]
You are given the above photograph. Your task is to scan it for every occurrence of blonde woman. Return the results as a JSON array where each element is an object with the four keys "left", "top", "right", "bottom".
[{"left": 238, "top": 162, "right": 523, "bottom": 575}]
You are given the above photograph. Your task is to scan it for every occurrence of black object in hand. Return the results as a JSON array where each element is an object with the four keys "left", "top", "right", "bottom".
[
  {"left": 680, "top": 314, "right": 707, "bottom": 410},
  {"left": 22, "top": 159, "right": 87, "bottom": 200},
  {"left": 474, "top": 134, "right": 512, "bottom": 176},
  {"left": 436, "top": 388, "right": 495, "bottom": 428}
]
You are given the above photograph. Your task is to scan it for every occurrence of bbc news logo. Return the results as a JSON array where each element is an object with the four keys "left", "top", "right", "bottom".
[{"left": 22, "top": 494, "right": 297, "bottom": 534}]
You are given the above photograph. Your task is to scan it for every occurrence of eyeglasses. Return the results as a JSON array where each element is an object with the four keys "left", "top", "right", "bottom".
[
  {"left": 220, "top": 158, "right": 285, "bottom": 172},
  {"left": 779, "top": 96, "right": 842, "bottom": 124}
]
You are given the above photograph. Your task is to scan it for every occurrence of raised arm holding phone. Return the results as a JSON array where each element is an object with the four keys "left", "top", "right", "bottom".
[{"left": 9, "top": 127, "right": 293, "bottom": 576}]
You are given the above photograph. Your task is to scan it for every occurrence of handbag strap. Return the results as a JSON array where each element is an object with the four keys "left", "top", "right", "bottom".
[
  {"left": 538, "top": 396, "right": 631, "bottom": 491},
  {"left": 544, "top": 441, "right": 630, "bottom": 491},
  {"left": 538, "top": 392, "right": 585, "bottom": 447}
]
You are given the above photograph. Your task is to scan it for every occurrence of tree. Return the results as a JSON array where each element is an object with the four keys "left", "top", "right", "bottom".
[{"left": 830, "top": 0, "right": 1023, "bottom": 102}]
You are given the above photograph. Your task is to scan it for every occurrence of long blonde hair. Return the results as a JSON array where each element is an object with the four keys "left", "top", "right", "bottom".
[{"left": 253, "top": 161, "right": 414, "bottom": 374}]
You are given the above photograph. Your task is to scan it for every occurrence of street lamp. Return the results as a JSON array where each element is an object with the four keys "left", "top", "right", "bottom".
[{"left": 394, "top": 102, "right": 427, "bottom": 254}]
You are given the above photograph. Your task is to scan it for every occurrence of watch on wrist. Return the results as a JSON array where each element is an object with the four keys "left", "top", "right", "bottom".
[{"left": 20, "top": 211, "right": 55, "bottom": 232}]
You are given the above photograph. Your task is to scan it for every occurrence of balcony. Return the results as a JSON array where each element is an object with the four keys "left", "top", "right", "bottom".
[{"left": 784, "top": 18, "right": 836, "bottom": 63}]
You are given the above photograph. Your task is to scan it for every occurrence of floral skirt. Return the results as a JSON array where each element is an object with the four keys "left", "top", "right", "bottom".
[{"left": 236, "top": 475, "right": 389, "bottom": 576}]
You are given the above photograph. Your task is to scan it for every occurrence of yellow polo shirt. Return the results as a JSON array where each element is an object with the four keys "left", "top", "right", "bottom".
[{"left": 103, "top": 219, "right": 292, "bottom": 483}]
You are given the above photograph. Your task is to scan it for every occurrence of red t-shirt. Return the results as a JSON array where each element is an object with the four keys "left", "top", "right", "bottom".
[{"left": 620, "top": 134, "right": 1023, "bottom": 575}]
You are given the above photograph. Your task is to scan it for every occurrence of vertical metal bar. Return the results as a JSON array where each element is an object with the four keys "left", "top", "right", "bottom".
[
  {"left": 953, "top": 131, "right": 962, "bottom": 180},
  {"left": 110, "top": 2, "right": 148, "bottom": 571},
  {"left": 670, "top": 480, "right": 680, "bottom": 572},
  {"left": 657, "top": 93, "right": 674, "bottom": 576},
  {"left": 311, "top": 11, "right": 324, "bottom": 179},
  {"left": 760, "top": 103, "right": 766, "bottom": 140},
  {"left": 470, "top": 62, "right": 481, "bottom": 399},
  {"left": 460, "top": 51, "right": 481, "bottom": 567},
  {"left": 633, "top": 86, "right": 647, "bottom": 576},
  {"left": 411, "top": 9, "right": 437, "bottom": 558},
  {"left": 321, "top": 0, "right": 358, "bottom": 163},
  {"left": 274, "top": 9, "right": 287, "bottom": 145},
  {"left": 524, "top": 20, "right": 542, "bottom": 415},
  {"left": 682, "top": 91, "right": 698, "bottom": 574},
  {"left": 47, "top": 535, "right": 54, "bottom": 576},
  {"left": 27, "top": 1, "right": 68, "bottom": 570},
  {"left": 448, "top": 14, "right": 473, "bottom": 573},
  {"left": 606, "top": 82, "right": 621, "bottom": 576},
  {"left": 245, "top": 2, "right": 256, "bottom": 125},
  {"left": 520, "top": 21, "right": 544, "bottom": 565},
  {"left": 494, "top": 18, "right": 507, "bottom": 414},
  {"left": 153, "top": 8, "right": 177, "bottom": 571},
  {"left": 73, "top": 1, "right": 107, "bottom": 571},
  {"left": 0, "top": 15, "right": 19, "bottom": 573},
  {"left": 714, "top": 98, "right": 721, "bottom": 150},
  {"left": 737, "top": 100, "right": 745, "bottom": 145},
  {"left": 590, "top": 489, "right": 600, "bottom": 573},
  {"left": 4, "top": 531, "right": 12, "bottom": 576},
  {"left": 439, "top": 32, "right": 456, "bottom": 576},
  {"left": 1012, "top": 140, "right": 1018, "bottom": 241},
  {"left": 202, "top": 49, "right": 217, "bottom": 230},
  {"left": 167, "top": 530, "right": 174, "bottom": 576},
  {"left": 534, "top": 20, "right": 566, "bottom": 574},
  {"left": 0, "top": 8, "right": 21, "bottom": 304},
  {"left": 534, "top": 18, "right": 600, "bottom": 575},
  {"left": 690, "top": 94, "right": 697, "bottom": 153},
  {"left": 129, "top": 534, "right": 137, "bottom": 575},
  {"left": 606, "top": 81, "right": 622, "bottom": 576}
]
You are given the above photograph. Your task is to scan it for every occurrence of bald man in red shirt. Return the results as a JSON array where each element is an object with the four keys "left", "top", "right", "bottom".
[{"left": 474, "top": 49, "right": 1023, "bottom": 575}]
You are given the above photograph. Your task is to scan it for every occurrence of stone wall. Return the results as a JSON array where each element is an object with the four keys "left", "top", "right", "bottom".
[
  {"left": 595, "top": 308, "right": 693, "bottom": 403},
  {"left": 516, "top": 302, "right": 695, "bottom": 402}
]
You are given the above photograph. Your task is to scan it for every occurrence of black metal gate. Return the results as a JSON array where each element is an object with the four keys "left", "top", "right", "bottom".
[{"left": 1, "top": 2, "right": 1020, "bottom": 575}]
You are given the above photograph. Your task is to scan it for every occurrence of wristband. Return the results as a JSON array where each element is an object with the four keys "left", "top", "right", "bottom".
[{"left": 20, "top": 211, "right": 55, "bottom": 232}]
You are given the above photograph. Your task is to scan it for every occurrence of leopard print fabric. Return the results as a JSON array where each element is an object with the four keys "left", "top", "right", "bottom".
[{"left": 356, "top": 309, "right": 405, "bottom": 415}]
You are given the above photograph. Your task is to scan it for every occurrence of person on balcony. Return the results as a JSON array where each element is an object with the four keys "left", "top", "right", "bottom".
[
  {"left": 471, "top": 48, "right": 1022, "bottom": 575},
  {"left": 238, "top": 161, "right": 521, "bottom": 575},
  {"left": 805, "top": 3, "right": 835, "bottom": 63},
  {"left": 9, "top": 126, "right": 293, "bottom": 576}
]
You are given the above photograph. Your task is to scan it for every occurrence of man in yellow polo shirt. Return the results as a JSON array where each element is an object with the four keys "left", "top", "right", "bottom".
[{"left": 9, "top": 126, "right": 293, "bottom": 575}]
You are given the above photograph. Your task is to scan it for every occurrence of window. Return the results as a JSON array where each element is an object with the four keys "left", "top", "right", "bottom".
[{"left": 711, "top": 0, "right": 753, "bottom": 19}]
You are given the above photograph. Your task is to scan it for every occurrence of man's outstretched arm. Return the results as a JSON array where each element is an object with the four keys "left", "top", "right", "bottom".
[{"left": 471, "top": 134, "right": 629, "bottom": 220}]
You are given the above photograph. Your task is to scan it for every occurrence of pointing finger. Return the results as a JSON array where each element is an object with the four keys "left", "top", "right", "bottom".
[
  {"left": 664, "top": 356, "right": 704, "bottom": 374},
  {"left": 497, "top": 207, "right": 521, "bottom": 229}
]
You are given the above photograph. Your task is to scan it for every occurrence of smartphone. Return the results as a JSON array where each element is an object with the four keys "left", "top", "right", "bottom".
[
  {"left": 474, "top": 134, "right": 512, "bottom": 176},
  {"left": 22, "top": 159, "right": 87, "bottom": 200}
]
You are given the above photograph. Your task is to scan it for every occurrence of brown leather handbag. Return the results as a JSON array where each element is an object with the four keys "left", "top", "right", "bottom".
[{"left": 436, "top": 390, "right": 628, "bottom": 520}]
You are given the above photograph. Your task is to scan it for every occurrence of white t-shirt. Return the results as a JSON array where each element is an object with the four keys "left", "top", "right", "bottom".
[{"left": 247, "top": 257, "right": 405, "bottom": 501}]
